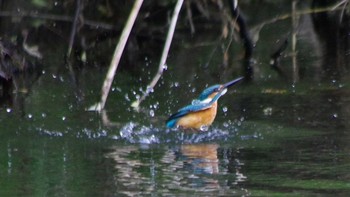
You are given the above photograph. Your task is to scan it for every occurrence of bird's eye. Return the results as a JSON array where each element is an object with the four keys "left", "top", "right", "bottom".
[{"left": 215, "top": 86, "right": 223, "bottom": 92}]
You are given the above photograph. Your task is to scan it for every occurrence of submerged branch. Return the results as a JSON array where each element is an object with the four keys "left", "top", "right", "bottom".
[
  {"left": 131, "top": 0, "right": 184, "bottom": 110},
  {"left": 87, "top": 0, "right": 143, "bottom": 112}
]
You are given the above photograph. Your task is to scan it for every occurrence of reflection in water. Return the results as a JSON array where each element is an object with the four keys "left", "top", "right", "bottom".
[
  {"left": 105, "top": 143, "right": 249, "bottom": 196},
  {"left": 180, "top": 143, "right": 219, "bottom": 175},
  {"left": 179, "top": 144, "right": 220, "bottom": 191},
  {"left": 7, "top": 142, "right": 12, "bottom": 175}
]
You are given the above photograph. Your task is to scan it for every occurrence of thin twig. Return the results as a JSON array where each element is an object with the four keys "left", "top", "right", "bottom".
[
  {"left": 131, "top": 0, "right": 184, "bottom": 110},
  {"left": 250, "top": 2, "right": 345, "bottom": 42},
  {"left": 291, "top": 0, "right": 299, "bottom": 83},
  {"left": 229, "top": 0, "right": 253, "bottom": 80},
  {"left": 87, "top": 0, "right": 143, "bottom": 112},
  {"left": 331, "top": 0, "right": 348, "bottom": 10},
  {"left": 65, "top": 0, "right": 83, "bottom": 94},
  {"left": 185, "top": 0, "right": 195, "bottom": 34},
  {"left": 67, "top": 0, "right": 83, "bottom": 57}
]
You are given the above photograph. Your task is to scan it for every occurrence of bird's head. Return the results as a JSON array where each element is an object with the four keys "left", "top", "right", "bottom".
[{"left": 197, "top": 77, "right": 244, "bottom": 104}]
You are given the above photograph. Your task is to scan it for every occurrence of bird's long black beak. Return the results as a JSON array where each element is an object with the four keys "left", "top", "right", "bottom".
[{"left": 223, "top": 77, "right": 244, "bottom": 89}]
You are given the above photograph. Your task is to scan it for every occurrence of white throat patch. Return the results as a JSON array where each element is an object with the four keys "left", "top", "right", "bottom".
[
  {"left": 201, "top": 97, "right": 212, "bottom": 104},
  {"left": 200, "top": 88, "right": 227, "bottom": 104},
  {"left": 221, "top": 88, "right": 228, "bottom": 95}
]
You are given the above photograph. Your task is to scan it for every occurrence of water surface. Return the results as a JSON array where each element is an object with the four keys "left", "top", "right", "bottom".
[{"left": 1, "top": 1, "right": 350, "bottom": 196}]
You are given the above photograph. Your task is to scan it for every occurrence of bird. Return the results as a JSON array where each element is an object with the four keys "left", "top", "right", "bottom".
[{"left": 166, "top": 76, "right": 244, "bottom": 130}]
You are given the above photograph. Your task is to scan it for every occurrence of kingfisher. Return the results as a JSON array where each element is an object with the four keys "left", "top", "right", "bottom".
[{"left": 166, "top": 77, "right": 244, "bottom": 130}]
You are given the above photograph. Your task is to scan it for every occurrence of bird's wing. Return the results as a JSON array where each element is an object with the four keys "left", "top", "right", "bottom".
[{"left": 166, "top": 102, "right": 212, "bottom": 128}]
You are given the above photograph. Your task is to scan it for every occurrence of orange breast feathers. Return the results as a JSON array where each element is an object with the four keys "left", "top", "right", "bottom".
[{"left": 177, "top": 101, "right": 218, "bottom": 129}]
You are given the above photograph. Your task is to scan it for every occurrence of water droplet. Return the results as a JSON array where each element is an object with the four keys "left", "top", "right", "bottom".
[
  {"left": 263, "top": 107, "right": 273, "bottom": 116},
  {"left": 199, "top": 125, "right": 209, "bottom": 131},
  {"left": 119, "top": 122, "right": 136, "bottom": 141},
  {"left": 146, "top": 86, "right": 154, "bottom": 93},
  {"left": 149, "top": 109, "right": 155, "bottom": 117},
  {"left": 222, "top": 106, "right": 228, "bottom": 113},
  {"left": 62, "top": 116, "right": 66, "bottom": 121},
  {"left": 223, "top": 122, "right": 229, "bottom": 127},
  {"left": 153, "top": 102, "right": 159, "bottom": 109},
  {"left": 6, "top": 108, "right": 11, "bottom": 113},
  {"left": 124, "top": 94, "right": 130, "bottom": 101},
  {"left": 333, "top": 113, "right": 338, "bottom": 118},
  {"left": 27, "top": 114, "right": 33, "bottom": 119},
  {"left": 111, "top": 135, "right": 119, "bottom": 140},
  {"left": 41, "top": 113, "right": 47, "bottom": 118}
]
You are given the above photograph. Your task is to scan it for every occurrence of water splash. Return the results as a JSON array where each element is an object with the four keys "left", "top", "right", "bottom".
[
  {"left": 114, "top": 121, "right": 243, "bottom": 145},
  {"left": 118, "top": 122, "right": 160, "bottom": 144},
  {"left": 38, "top": 128, "right": 64, "bottom": 137},
  {"left": 31, "top": 119, "right": 249, "bottom": 145},
  {"left": 199, "top": 125, "right": 209, "bottom": 132}
]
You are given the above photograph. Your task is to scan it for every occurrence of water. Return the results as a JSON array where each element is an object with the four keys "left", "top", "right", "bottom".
[
  {"left": 2, "top": 78, "right": 350, "bottom": 196},
  {"left": 2, "top": 123, "right": 349, "bottom": 197},
  {"left": 1, "top": 0, "right": 350, "bottom": 196}
]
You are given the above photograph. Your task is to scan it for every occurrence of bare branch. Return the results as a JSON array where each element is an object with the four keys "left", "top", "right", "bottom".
[
  {"left": 87, "top": 0, "right": 143, "bottom": 112},
  {"left": 67, "top": 0, "right": 84, "bottom": 57},
  {"left": 131, "top": 0, "right": 184, "bottom": 110}
]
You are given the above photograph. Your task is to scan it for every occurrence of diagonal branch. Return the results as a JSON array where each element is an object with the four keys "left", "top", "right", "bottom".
[
  {"left": 67, "top": 0, "right": 84, "bottom": 58},
  {"left": 87, "top": 0, "right": 143, "bottom": 112},
  {"left": 131, "top": 0, "right": 184, "bottom": 110}
]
